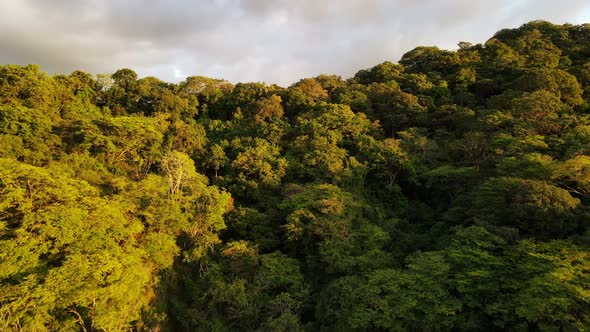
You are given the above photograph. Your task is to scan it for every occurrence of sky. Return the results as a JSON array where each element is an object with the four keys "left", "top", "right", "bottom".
[{"left": 1, "top": 0, "right": 590, "bottom": 86}]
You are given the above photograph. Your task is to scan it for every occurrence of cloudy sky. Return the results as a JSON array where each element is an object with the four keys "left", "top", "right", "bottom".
[{"left": 1, "top": 0, "right": 590, "bottom": 86}]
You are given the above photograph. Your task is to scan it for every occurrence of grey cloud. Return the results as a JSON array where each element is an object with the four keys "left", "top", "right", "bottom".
[{"left": 1, "top": 0, "right": 590, "bottom": 86}]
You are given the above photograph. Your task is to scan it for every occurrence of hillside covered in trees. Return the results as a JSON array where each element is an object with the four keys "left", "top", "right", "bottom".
[{"left": 2, "top": 21, "right": 590, "bottom": 331}]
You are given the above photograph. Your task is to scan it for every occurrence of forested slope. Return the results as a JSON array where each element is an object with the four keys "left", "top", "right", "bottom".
[{"left": 1, "top": 21, "right": 590, "bottom": 331}]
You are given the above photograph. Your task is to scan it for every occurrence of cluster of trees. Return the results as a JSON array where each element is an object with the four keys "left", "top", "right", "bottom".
[{"left": 1, "top": 21, "right": 590, "bottom": 331}]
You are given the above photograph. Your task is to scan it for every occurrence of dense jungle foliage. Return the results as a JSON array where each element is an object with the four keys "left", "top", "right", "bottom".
[{"left": 2, "top": 21, "right": 590, "bottom": 331}]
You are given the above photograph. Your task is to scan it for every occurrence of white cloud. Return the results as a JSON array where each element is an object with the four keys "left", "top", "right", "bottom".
[{"left": 0, "top": 0, "right": 589, "bottom": 86}]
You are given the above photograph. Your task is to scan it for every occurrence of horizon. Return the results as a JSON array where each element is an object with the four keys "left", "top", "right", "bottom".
[{"left": 2, "top": 0, "right": 590, "bottom": 86}]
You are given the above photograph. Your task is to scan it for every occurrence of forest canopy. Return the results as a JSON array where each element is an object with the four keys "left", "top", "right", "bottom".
[{"left": 1, "top": 21, "right": 590, "bottom": 331}]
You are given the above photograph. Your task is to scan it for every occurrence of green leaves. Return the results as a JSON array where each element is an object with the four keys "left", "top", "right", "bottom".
[
  {"left": 473, "top": 177, "right": 581, "bottom": 239},
  {"left": 511, "top": 240, "right": 590, "bottom": 329},
  {"left": 280, "top": 184, "right": 390, "bottom": 275},
  {"left": 0, "top": 154, "right": 232, "bottom": 330},
  {"left": 553, "top": 155, "right": 590, "bottom": 199},
  {"left": 318, "top": 253, "right": 460, "bottom": 331},
  {"left": 0, "top": 104, "right": 61, "bottom": 164},
  {"left": 0, "top": 159, "right": 149, "bottom": 330}
]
